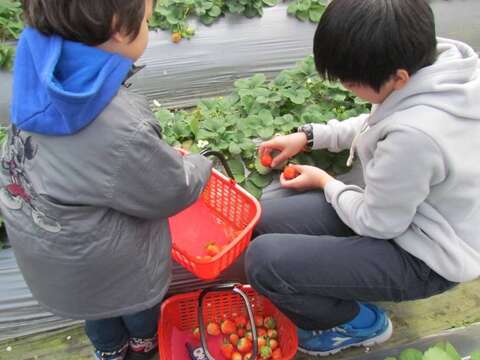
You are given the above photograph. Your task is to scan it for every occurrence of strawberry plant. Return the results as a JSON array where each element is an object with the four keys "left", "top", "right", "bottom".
[
  {"left": 287, "top": 0, "right": 327, "bottom": 23},
  {"left": 0, "top": 0, "right": 22, "bottom": 70},
  {"left": 0, "top": 42, "right": 14, "bottom": 70},
  {"left": 385, "top": 341, "right": 480, "bottom": 360},
  {"left": 154, "top": 56, "right": 370, "bottom": 198}
]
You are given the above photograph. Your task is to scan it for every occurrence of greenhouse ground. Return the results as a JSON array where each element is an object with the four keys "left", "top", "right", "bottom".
[{"left": 1, "top": 279, "right": 480, "bottom": 359}]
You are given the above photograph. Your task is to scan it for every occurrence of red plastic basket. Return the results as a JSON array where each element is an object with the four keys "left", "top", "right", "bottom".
[
  {"left": 169, "top": 152, "right": 261, "bottom": 280},
  {"left": 158, "top": 284, "right": 298, "bottom": 360}
]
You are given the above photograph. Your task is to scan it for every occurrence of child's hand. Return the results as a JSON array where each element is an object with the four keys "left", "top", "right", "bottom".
[
  {"left": 259, "top": 133, "right": 307, "bottom": 168},
  {"left": 280, "top": 164, "right": 335, "bottom": 191}
]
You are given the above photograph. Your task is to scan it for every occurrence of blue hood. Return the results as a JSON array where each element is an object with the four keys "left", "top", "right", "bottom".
[{"left": 11, "top": 28, "right": 133, "bottom": 135}]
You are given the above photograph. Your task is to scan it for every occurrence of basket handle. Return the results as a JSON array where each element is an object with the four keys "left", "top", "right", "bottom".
[
  {"left": 200, "top": 149, "right": 236, "bottom": 181},
  {"left": 198, "top": 283, "right": 258, "bottom": 360}
]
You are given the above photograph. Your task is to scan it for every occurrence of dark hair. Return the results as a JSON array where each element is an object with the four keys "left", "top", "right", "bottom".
[
  {"left": 313, "top": 0, "right": 437, "bottom": 91},
  {"left": 21, "top": 0, "right": 149, "bottom": 46}
]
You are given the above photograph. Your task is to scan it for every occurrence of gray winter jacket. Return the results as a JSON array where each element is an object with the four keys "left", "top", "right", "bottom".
[{"left": 0, "top": 88, "right": 212, "bottom": 319}]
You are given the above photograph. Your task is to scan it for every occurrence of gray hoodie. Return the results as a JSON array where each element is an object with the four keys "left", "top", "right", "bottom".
[{"left": 311, "top": 38, "right": 480, "bottom": 282}]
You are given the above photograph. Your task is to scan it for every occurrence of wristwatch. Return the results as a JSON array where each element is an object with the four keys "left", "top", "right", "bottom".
[{"left": 297, "top": 124, "right": 314, "bottom": 150}]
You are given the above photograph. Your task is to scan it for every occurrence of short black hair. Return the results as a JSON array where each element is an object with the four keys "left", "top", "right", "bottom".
[
  {"left": 21, "top": 0, "right": 150, "bottom": 46},
  {"left": 313, "top": 0, "right": 437, "bottom": 91}
]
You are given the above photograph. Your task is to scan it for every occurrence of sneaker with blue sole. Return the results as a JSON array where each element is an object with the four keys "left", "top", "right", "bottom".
[{"left": 297, "top": 304, "right": 393, "bottom": 356}]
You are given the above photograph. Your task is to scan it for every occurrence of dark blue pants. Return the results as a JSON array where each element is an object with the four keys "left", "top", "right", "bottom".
[
  {"left": 245, "top": 191, "right": 456, "bottom": 330},
  {"left": 85, "top": 304, "right": 160, "bottom": 352}
]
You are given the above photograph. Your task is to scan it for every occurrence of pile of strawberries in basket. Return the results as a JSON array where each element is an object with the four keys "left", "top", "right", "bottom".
[{"left": 192, "top": 313, "right": 283, "bottom": 359}]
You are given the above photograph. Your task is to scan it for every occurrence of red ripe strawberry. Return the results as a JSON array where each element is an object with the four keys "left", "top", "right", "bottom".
[
  {"left": 232, "top": 352, "right": 243, "bottom": 360},
  {"left": 254, "top": 315, "right": 264, "bottom": 327},
  {"left": 207, "top": 322, "right": 221, "bottom": 336},
  {"left": 206, "top": 243, "right": 220, "bottom": 257},
  {"left": 234, "top": 315, "right": 248, "bottom": 329},
  {"left": 260, "top": 153, "right": 273, "bottom": 168},
  {"left": 260, "top": 345, "right": 272, "bottom": 359},
  {"left": 267, "top": 329, "right": 278, "bottom": 339},
  {"left": 257, "top": 327, "right": 267, "bottom": 337},
  {"left": 192, "top": 327, "right": 200, "bottom": 339},
  {"left": 272, "top": 348, "right": 282, "bottom": 360},
  {"left": 282, "top": 165, "right": 299, "bottom": 180},
  {"left": 171, "top": 32, "right": 182, "bottom": 43},
  {"left": 229, "top": 333, "right": 240, "bottom": 346},
  {"left": 221, "top": 319, "right": 236, "bottom": 335},
  {"left": 268, "top": 339, "right": 279, "bottom": 351},
  {"left": 263, "top": 316, "right": 277, "bottom": 330},
  {"left": 237, "top": 337, "right": 253, "bottom": 353},
  {"left": 237, "top": 328, "right": 246, "bottom": 338},
  {"left": 221, "top": 342, "right": 234, "bottom": 359}
]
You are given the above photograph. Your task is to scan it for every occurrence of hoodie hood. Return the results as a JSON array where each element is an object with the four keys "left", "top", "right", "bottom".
[
  {"left": 11, "top": 27, "right": 133, "bottom": 136},
  {"left": 370, "top": 38, "right": 480, "bottom": 126}
]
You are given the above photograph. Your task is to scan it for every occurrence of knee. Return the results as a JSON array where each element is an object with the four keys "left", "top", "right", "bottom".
[{"left": 245, "top": 235, "right": 277, "bottom": 290}]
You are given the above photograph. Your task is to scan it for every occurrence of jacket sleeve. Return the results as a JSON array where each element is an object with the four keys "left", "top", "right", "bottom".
[
  {"left": 108, "top": 120, "right": 213, "bottom": 219},
  {"left": 324, "top": 126, "right": 446, "bottom": 239},
  {"left": 311, "top": 113, "right": 369, "bottom": 152}
]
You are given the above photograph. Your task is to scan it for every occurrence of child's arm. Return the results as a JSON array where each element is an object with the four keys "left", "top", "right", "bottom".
[
  {"left": 311, "top": 113, "right": 369, "bottom": 152},
  {"left": 324, "top": 126, "right": 446, "bottom": 239},
  {"left": 107, "top": 121, "right": 213, "bottom": 219}
]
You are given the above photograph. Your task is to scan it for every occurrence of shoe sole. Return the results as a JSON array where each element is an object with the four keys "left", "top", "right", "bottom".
[{"left": 298, "top": 319, "right": 394, "bottom": 357}]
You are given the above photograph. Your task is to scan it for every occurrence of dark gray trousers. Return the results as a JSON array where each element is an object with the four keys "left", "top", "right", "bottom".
[{"left": 245, "top": 191, "right": 456, "bottom": 330}]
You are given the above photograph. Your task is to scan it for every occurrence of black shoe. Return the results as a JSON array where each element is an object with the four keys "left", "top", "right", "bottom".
[{"left": 125, "top": 349, "right": 158, "bottom": 360}]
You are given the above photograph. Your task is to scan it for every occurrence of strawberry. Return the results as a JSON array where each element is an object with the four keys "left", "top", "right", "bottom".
[
  {"left": 207, "top": 322, "right": 221, "bottom": 336},
  {"left": 260, "top": 153, "right": 273, "bottom": 168},
  {"left": 229, "top": 333, "right": 240, "bottom": 346},
  {"left": 257, "top": 327, "right": 267, "bottom": 337},
  {"left": 171, "top": 32, "right": 182, "bottom": 43},
  {"left": 257, "top": 336, "right": 267, "bottom": 348},
  {"left": 237, "top": 337, "right": 253, "bottom": 353},
  {"left": 206, "top": 242, "right": 220, "bottom": 257},
  {"left": 282, "top": 165, "right": 299, "bottom": 180},
  {"left": 232, "top": 352, "right": 242, "bottom": 360},
  {"left": 268, "top": 339, "right": 278, "bottom": 351},
  {"left": 267, "top": 329, "right": 278, "bottom": 339},
  {"left": 234, "top": 315, "right": 248, "bottom": 329},
  {"left": 260, "top": 345, "right": 272, "bottom": 359},
  {"left": 237, "top": 328, "right": 246, "bottom": 338},
  {"left": 221, "top": 319, "right": 236, "bottom": 335},
  {"left": 254, "top": 315, "right": 264, "bottom": 327},
  {"left": 192, "top": 327, "right": 200, "bottom": 340},
  {"left": 272, "top": 348, "right": 282, "bottom": 360},
  {"left": 263, "top": 316, "right": 277, "bottom": 330},
  {"left": 221, "top": 342, "right": 234, "bottom": 359}
]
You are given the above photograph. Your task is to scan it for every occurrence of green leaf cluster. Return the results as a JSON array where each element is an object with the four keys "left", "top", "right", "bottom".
[
  {"left": 149, "top": 0, "right": 279, "bottom": 38},
  {"left": 385, "top": 341, "right": 480, "bottom": 360},
  {"left": 287, "top": 0, "right": 327, "bottom": 22},
  {"left": 0, "top": 42, "right": 14, "bottom": 70},
  {"left": 0, "top": 0, "right": 23, "bottom": 41},
  {"left": 154, "top": 56, "right": 370, "bottom": 198}
]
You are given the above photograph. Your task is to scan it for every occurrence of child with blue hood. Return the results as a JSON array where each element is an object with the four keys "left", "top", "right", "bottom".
[
  {"left": 0, "top": 1, "right": 212, "bottom": 359},
  {"left": 246, "top": 0, "right": 480, "bottom": 356}
]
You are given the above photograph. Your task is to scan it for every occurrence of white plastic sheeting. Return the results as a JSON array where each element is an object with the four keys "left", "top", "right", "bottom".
[{"left": 0, "top": 0, "right": 479, "bottom": 341}]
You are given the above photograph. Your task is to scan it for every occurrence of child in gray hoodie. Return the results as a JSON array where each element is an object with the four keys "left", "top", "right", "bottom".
[
  {"left": 246, "top": 0, "right": 480, "bottom": 356},
  {"left": 0, "top": 1, "right": 212, "bottom": 359}
]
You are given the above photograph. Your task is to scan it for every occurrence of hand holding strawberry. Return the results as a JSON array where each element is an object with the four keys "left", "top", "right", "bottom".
[
  {"left": 258, "top": 133, "right": 307, "bottom": 168},
  {"left": 280, "top": 164, "right": 335, "bottom": 190}
]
